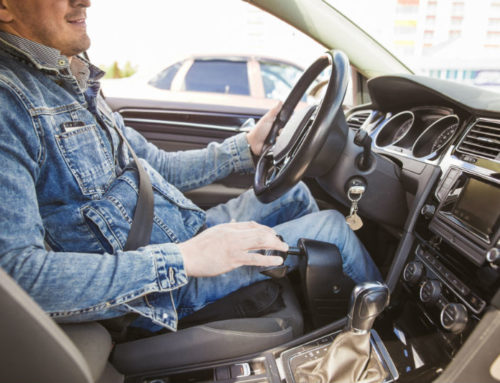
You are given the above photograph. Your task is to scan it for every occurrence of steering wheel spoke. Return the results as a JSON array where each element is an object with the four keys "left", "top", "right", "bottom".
[{"left": 254, "top": 50, "right": 350, "bottom": 203}]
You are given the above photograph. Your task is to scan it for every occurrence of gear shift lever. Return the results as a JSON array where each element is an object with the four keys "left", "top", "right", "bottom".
[
  {"left": 295, "top": 282, "right": 390, "bottom": 383},
  {"left": 347, "top": 282, "right": 390, "bottom": 334}
]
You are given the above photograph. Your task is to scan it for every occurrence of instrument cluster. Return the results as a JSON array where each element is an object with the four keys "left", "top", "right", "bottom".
[{"left": 371, "top": 107, "right": 460, "bottom": 161}]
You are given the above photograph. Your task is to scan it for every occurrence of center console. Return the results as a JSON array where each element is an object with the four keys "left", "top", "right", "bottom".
[
  {"left": 386, "top": 162, "right": 500, "bottom": 382},
  {"left": 125, "top": 159, "right": 500, "bottom": 383}
]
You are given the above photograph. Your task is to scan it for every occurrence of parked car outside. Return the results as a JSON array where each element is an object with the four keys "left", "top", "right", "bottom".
[{"left": 101, "top": 54, "right": 306, "bottom": 110}]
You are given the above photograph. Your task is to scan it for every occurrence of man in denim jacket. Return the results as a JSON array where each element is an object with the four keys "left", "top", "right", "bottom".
[{"left": 0, "top": 0, "right": 381, "bottom": 332}]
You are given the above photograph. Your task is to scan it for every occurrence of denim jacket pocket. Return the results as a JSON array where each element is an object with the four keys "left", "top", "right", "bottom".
[
  {"left": 55, "top": 124, "right": 114, "bottom": 196},
  {"left": 81, "top": 204, "right": 124, "bottom": 254}
]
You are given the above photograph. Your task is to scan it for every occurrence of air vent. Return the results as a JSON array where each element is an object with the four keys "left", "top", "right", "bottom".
[
  {"left": 457, "top": 119, "right": 500, "bottom": 161},
  {"left": 346, "top": 110, "right": 371, "bottom": 131}
]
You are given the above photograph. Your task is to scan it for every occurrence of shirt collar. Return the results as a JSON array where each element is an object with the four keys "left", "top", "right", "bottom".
[{"left": 0, "top": 31, "right": 105, "bottom": 86}]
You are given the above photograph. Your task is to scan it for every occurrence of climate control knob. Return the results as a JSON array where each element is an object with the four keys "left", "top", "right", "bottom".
[
  {"left": 486, "top": 248, "right": 500, "bottom": 266},
  {"left": 403, "top": 261, "right": 424, "bottom": 284},
  {"left": 440, "top": 303, "right": 468, "bottom": 333},
  {"left": 420, "top": 279, "right": 442, "bottom": 303}
]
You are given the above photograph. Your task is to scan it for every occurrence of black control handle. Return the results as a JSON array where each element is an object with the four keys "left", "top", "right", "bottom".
[
  {"left": 354, "top": 130, "right": 373, "bottom": 171},
  {"left": 259, "top": 236, "right": 303, "bottom": 279}
]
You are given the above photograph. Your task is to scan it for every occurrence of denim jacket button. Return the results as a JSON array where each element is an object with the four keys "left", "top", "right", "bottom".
[{"left": 169, "top": 267, "right": 175, "bottom": 285}]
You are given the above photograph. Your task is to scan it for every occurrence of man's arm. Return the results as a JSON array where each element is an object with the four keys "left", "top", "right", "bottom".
[
  {"left": 0, "top": 88, "right": 285, "bottom": 317},
  {"left": 120, "top": 103, "right": 282, "bottom": 192}
]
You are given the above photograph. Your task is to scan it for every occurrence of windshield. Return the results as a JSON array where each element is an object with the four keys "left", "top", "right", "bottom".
[{"left": 325, "top": 0, "right": 500, "bottom": 93}]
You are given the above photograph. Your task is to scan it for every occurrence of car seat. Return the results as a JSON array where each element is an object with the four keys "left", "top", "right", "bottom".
[{"left": 0, "top": 267, "right": 302, "bottom": 382}]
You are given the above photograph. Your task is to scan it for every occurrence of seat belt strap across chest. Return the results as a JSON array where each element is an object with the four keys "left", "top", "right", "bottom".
[{"left": 113, "top": 125, "right": 155, "bottom": 251}]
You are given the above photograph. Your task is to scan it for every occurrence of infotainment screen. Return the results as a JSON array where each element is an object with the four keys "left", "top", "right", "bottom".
[{"left": 451, "top": 178, "right": 500, "bottom": 238}]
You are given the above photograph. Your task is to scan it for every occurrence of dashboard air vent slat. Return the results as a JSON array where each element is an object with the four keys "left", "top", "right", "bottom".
[
  {"left": 346, "top": 111, "right": 371, "bottom": 131},
  {"left": 457, "top": 119, "right": 500, "bottom": 161}
]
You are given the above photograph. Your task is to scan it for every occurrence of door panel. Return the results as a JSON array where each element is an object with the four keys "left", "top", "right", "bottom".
[{"left": 106, "top": 97, "right": 266, "bottom": 207}]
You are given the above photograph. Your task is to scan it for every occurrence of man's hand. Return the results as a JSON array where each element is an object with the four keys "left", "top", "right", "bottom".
[
  {"left": 246, "top": 101, "right": 283, "bottom": 156},
  {"left": 178, "top": 221, "right": 288, "bottom": 277}
]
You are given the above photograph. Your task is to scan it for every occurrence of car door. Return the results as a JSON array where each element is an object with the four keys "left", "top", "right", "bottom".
[{"left": 105, "top": 95, "right": 266, "bottom": 209}]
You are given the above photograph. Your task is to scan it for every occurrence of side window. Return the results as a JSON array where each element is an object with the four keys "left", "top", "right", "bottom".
[
  {"left": 259, "top": 61, "right": 303, "bottom": 100},
  {"left": 184, "top": 60, "right": 250, "bottom": 95},
  {"left": 148, "top": 62, "right": 182, "bottom": 90}
]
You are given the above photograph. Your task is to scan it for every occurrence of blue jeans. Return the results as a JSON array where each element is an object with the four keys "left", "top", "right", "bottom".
[{"left": 133, "top": 182, "right": 382, "bottom": 332}]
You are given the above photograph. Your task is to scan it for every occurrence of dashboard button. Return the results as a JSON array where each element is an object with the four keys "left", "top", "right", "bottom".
[
  {"left": 440, "top": 303, "right": 468, "bottom": 333},
  {"left": 403, "top": 261, "right": 424, "bottom": 284},
  {"left": 420, "top": 280, "right": 442, "bottom": 303}
]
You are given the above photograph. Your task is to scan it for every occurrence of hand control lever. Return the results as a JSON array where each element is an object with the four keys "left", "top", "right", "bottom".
[
  {"left": 354, "top": 130, "right": 373, "bottom": 171},
  {"left": 347, "top": 282, "right": 390, "bottom": 334},
  {"left": 259, "top": 236, "right": 303, "bottom": 279}
]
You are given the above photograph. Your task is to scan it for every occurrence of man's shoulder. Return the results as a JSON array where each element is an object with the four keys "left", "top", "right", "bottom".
[
  {"left": 0, "top": 51, "right": 32, "bottom": 89},
  {"left": 0, "top": 51, "right": 52, "bottom": 111},
  {"left": 0, "top": 60, "right": 33, "bottom": 110}
]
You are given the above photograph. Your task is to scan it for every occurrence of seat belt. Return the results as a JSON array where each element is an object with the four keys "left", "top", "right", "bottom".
[
  {"left": 113, "top": 125, "right": 154, "bottom": 251},
  {"left": 97, "top": 125, "right": 155, "bottom": 341},
  {"left": 86, "top": 45, "right": 153, "bottom": 251}
]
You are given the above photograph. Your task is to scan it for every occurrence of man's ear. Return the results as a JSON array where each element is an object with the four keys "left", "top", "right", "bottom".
[{"left": 0, "top": 0, "right": 14, "bottom": 23}]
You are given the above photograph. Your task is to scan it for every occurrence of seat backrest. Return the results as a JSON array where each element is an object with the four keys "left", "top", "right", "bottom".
[{"left": 0, "top": 267, "right": 93, "bottom": 383}]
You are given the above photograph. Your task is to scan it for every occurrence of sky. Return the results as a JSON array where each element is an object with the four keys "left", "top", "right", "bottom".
[{"left": 86, "top": 0, "right": 326, "bottom": 74}]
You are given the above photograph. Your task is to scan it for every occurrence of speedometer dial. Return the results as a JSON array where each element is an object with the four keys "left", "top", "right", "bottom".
[
  {"left": 431, "top": 123, "right": 459, "bottom": 153},
  {"left": 413, "top": 115, "right": 459, "bottom": 159},
  {"left": 376, "top": 111, "right": 415, "bottom": 147}
]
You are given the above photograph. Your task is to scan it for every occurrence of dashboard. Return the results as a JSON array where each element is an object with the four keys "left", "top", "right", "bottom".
[
  {"left": 340, "top": 74, "right": 500, "bottom": 381},
  {"left": 347, "top": 75, "right": 500, "bottom": 267}
]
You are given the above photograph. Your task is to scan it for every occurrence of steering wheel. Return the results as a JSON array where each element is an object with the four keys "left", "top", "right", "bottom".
[{"left": 253, "top": 50, "right": 350, "bottom": 203}]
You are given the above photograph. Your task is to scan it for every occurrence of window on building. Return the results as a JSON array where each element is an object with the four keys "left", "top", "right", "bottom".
[
  {"left": 394, "top": 20, "right": 418, "bottom": 35},
  {"left": 427, "top": 1, "right": 438, "bottom": 13},
  {"left": 395, "top": 41, "right": 416, "bottom": 55},
  {"left": 184, "top": 60, "right": 250, "bottom": 95},
  {"left": 451, "top": 16, "right": 464, "bottom": 26},
  {"left": 491, "top": 2, "right": 500, "bottom": 17},
  {"left": 487, "top": 31, "right": 500, "bottom": 42},
  {"left": 446, "top": 69, "right": 458, "bottom": 79},
  {"left": 424, "top": 30, "right": 435, "bottom": 40},
  {"left": 451, "top": 1, "right": 464, "bottom": 16},
  {"left": 428, "top": 69, "right": 443, "bottom": 78},
  {"left": 422, "top": 43, "right": 434, "bottom": 55},
  {"left": 396, "top": 5, "right": 419, "bottom": 15},
  {"left": 426, "top": 15, "right": 436, "bottom": 26},
  {"left": 449, "top": 30, "right": 462, "bottom": 38},
  {"left": 489, "top": 17, "right": 500, "bottom": 27}
]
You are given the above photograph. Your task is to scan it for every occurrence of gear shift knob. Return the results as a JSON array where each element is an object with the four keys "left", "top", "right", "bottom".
[{"left": 347, "top": 282, "right": 389, "bottom": 334}]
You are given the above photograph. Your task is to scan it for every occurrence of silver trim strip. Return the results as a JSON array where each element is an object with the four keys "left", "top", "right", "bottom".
[
  {"left": 275, "top": 356, "right": 286, "bottom": 381},
  {"left": 371, "top": 329, "right": 399, "bottom": 382},
  {"left": 118, "top": 107, "right": 255, "bottom": 118},
  {"left": 122, "top": 117, "right": 241, "bottom": 132}
]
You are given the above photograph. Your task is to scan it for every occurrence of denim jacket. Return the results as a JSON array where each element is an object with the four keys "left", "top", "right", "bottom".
[{"left": 0, "top": 35, "right": 254, "bottom": 331}]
